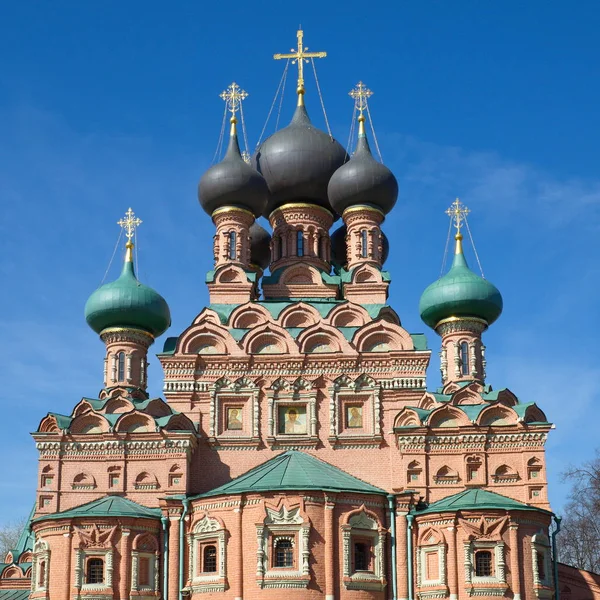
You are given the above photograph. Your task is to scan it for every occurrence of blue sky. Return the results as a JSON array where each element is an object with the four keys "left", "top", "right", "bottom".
[{"left": 1, "top": 1, "right": 599, "bottom": 524}]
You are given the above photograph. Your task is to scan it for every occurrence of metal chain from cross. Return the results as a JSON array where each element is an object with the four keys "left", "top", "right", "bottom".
[
  {"left": 446, "top": 198, "right": 470, "bottom": 234},
  {"left": 219, "top": 82, "right": 248, "bottom": 117},
  {"left": 273, "top": 29, "right": 326, "bottom": 92},
  {"left": 349, "top": 81, "right": 373, "bottom": 116},
  {"left": 117, "top": 208, "right": 142, "bottom": 241}
]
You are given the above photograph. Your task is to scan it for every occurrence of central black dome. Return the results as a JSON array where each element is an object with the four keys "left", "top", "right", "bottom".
[{"left": 253, "top": 102, "right": 347, "bottom": 217}]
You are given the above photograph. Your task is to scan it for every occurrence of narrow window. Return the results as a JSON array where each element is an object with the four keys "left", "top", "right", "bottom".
[
  {"left": 138, "top": 556, "right": 150, "bottom": 586},
  {"left": 361, "top": 229, "right": 368, "bottom": 258},
  {"left": 354, "top": 541, "right": 371, "bottom": 571},
  {"left": 274, "top": 538, "right": 294, "bottom": 568},
  {"left": 459, "top": 342, "right": 469, "bottom": 375},
  {"left": 537, "top": 551, "right": 546, "bottom": 580},
  {"left": 86, "top": 558, "right": 104, "bottom": 584},
  {"left": 140, "top": 357, "right": 145, "bottom": 384},
  {"left": 117, "top": 352, "right": 125, "bottom": 381},
  {"left": 228, "top": 231, "right": 237, "bottom": 260},
  {"left": 475, "top": 550, "right": 492, "bottom": 577},
  {"left": 38, "top": 561, "right": 46, "bottom": 587},
  {"left": 203, "top": 545, "right": 217, "bottom": 573},
  {"left": 296, "top": 230, "right": 304, "bottom": 256}
]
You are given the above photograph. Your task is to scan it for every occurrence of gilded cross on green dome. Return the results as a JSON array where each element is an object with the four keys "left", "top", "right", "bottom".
[
  {"left": 117, "top": 208, "right": 142, "bottom": 241},
  {"left": 446, "top": 198, "right": 470, "bottom": 234}
]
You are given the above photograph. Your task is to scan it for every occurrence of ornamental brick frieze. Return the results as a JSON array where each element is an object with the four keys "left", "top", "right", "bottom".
[
  {"left": 36, "top": 438, "right": 194, "bottom": 458},
  {"left": 270, "top": 207, "right": 332, "bottom": 229},
  {"left": 100, "top": 329, "right": 153, "bottom": 348},
  {"left": 436, "top": 318, "right": 487, "bottom": 337}
]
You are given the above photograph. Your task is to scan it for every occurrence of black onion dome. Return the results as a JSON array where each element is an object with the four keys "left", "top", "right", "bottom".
[
  {"left": 328, "top": 129, "right": 398, "bottom": 216},
  {"left": 249, "top": 221, "right": 271, "bottom": 270},
  {"left": 253, "top": 103, "right": 347, "bottom": 216},
  {"left": 330, "top": 225, "right": 389, "bottom": 268},
  {"left": 198, "top": 127, "right": 269, "bottom": 217}
]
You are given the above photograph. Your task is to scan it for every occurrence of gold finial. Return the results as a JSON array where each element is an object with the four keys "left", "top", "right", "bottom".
[
  {"left": 349, "top": 81, "right": 373, "bottom": 117},
  {"left": 445, "top": 198, "right": 470, "bottom": 254},
  {"left": 117, "top": 208, "right": 142, "bottom": 262},
  {"left": 220, "top": 82, "right": 248, "bottom": 136},
  {"left": 274, "top": 29, "right": 326, "bottom": 98}
]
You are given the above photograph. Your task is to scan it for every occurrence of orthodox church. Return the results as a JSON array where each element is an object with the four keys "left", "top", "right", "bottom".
[{"left": 2, "top": 29, "right": 599, "bottom": 600}]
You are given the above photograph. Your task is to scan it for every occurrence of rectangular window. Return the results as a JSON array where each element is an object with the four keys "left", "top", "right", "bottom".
[
  {"left": 43, "top": 476, "right": 53, "bottom": 487},
  {"left": 410, "top": 473, "right": 419, "bottom": 482},
  {"left": 110, "top": 475, "right": 120, "bottom": 488},
  {"left": 202, "top": 544, "right": 218, "bottom": 573},
  {"left": 530, "top": 487, "right": 542, "bottom": 499},
  {"left": 273, "top": 538, "right": 294, "bottom": 568},
  {"left": 39, "top": 496, "right": 51, "bottom": 508},
  {"left": 86, "top": 558, "right": 104, "bottom": 584},
  {"left": 138, "top": 557, "right": 150, "bottom": 586},
  {"left": 475, "top": 550, "right": 492, "bottom": 577},
  {"left": 426, "top": 550, "right": 439, "bottom": 581}
]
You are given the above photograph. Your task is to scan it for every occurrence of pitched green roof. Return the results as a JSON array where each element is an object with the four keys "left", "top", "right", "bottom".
[
  {"left": 0, "top": 591, "right": 31, "bottom": 599},
  {"left": 193, "top": 450, "right": 386, "bottom": 499},
  {"left": 33, "top": 496, "right": 161, "bottom": 522},
  {"left": 415, "top": 488, "right": 552, "bottom": 515}
]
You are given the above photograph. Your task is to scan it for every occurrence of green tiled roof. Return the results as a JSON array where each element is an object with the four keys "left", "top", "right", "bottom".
[
  {"left": 193, "top": 450, "right": 386, "bottom": 499},
  {"left": 0, "top": 590, "right": 31, "bottom": 599},
  {"left": 33, "top": 496, "right": 161, "bottom": 522},
  {"left": 415, "top": 488, "right": 552, "bottom": 515}
]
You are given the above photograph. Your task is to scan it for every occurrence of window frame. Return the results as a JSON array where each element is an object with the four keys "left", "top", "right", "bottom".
[{"left": 85, "top": 557, "right": 105, "bottom": 585}]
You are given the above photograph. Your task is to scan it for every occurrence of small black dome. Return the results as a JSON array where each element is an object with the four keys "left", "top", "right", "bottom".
[
  {"left": 328, "top": 130, "right": 398, "bottom": 216},
  {"left": 253, "top": 102, "right": 347, "bottom": 217},
  {"left": 199, "top": 129, "right": 269, "bottom": 217},
  {"left": 330, "top": 224, "right": 389, "bottom": 268},
  {"left": 249, "top": 221, "right": 271, "bottom": 270}
]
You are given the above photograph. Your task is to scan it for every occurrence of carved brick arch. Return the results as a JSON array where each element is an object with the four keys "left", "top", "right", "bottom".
[
  {"left": 278, "top": 302, "right": 321, "bottom": 328},
  {"left": 3, "top": 551, "right": 13, "bottom": 564},
  {"left": 162, "top": 413, "right": 195, "bottom": 432},
  {"left": 72, "top": 399, "right": 96, "bottom": 417},
  {"left": 1, "top": 565, "right": 24, "bottom": 579},
  {"left": 352, "top": 320, "right": 414, "bottom": 353},
  {"left": 242, "top": 323, "right": 297, "bottom": 355},
  {"left": 278, "top": 264, "right": 322, "bottom": 286},
  {"left": 229, "top": 302, "right": 271, "bottom": 329},
  {"left": 114, "top": 411, "right": 155, "bottom": 433},
  {"left": 193, "top": 512, "right": 227, "bottom": 533},
  {"left": 38, "top": 414, "right": 63, "bottom": 434},
  {"left": 142, "top": 399, "right": 172, "bottom": 418},
  {"left": 214, "top": 264, "right": 248, "bottom": 284},
  {"left": 478, "top": 404, "right": 518, "bottom": 426},
  {"left": 418, "top": 526, "right": 444, "bottom": 546},
  {"left": 394, "top": 407, "right": 423, "bottom": 428},
  {"left": 327, "top": 302, "right": 370, "bottom": 327},
  {"left": 191, "top": 307, "right": 223, "bottom": 326},
  {"left": 343, "top": 505, "right": 382, "bottom": 529},
  {"left": 134, "top": 471, "right": 159, "bottom": 490},
  {"left": 492, "top": 464, "right": 519, "bottom": 483},
  {"left": 102, "top": 397, "right": 135, "bottom": 415},
  {"left": 418, "top": 392, "right": 439, "bottom": 410},
  {"left": 374, "top": 306, "right": 401, "bottom": 325},
  {"left": 19, "top": 551, "right": 32, "bottom": 564},
  {"left": 69, "top": 413, "right": 110, "bottom": 434},
  {"left": 132, "top": 533, "right": 159, "bottom": 552},
  {"left": 351, "top": 264, "right": 384, "bottom": 284},
  {"left": 177, "top": 322, "right": 242, "bottom": 356},
  {"left": 434, "top": 466, "right": 460, "bottom": 482},
  {"left": 72, "top": 472, "right": 97, "bottom": 489},
  {"left": 523, "top": 405, "right": 548, "bottom": 424},
  {"left": 452, "top": 386, "right": 485, "bottom": 406},
  {"left": 427, "top": 406, "right": 470, "bottom": 429},
  {"left": 495, "top": 388, "right": 519, "bottom": 407},
  {"left": 297, "top": 323, "right": 352, "bottom": 354}
]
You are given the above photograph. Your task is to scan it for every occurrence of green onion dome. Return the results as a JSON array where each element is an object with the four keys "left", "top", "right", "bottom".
[
  {"left": 198, "top": 118, "right": 269, "bottom": 218},
  {"left": 85, "top": 244, "right": 171, "bottom": 337},
  {"left": 328, "top": 117, "right": 398, "bottom": 216},
  {"left": 419, "top": 235, "right": 503, "bottom": 329}
]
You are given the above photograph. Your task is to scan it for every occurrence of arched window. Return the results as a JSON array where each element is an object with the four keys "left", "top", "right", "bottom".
[
  {"left": 361, "top": 229, "right": 368, "bottom": 258},
  {"left": 86, "top": 558, "right": 104, "bottom": 584},
  {"left": 296, "top": 230, "right": 304, "bottom": 257},
  {"left": 117, "top": 352, "right": 125, "bottom": 381},
  {"left": 203, "top": 545, "right": 217, "bottom": 573},
  {"left": 274, "top": 538, "right": 294, "bottom": 568},
  {"left": 459, "top": 342, "right": 469, "bottom": 375},
  {"left": 140, "top": 357, "right": 145, "bottom": 384},
  {"left": 354, "top": 541, "right": 372, "bottom": 571},
  {"left": 474, "top": 550, "right": 492, "bottom": 577},
  {"left": 228, "top": 231, "right": 237, "bottom": 260}
]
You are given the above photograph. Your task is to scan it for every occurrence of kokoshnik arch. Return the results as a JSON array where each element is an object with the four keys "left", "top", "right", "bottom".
[{"left": 1, "top": 28, "right": 597, "bottom": 600}]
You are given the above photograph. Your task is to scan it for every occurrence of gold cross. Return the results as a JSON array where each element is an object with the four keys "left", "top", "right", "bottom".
[
  {"left": 117, "top": 208, "right": 142, "bottom": 241},
  {"left": 274, "top": 29, "right": 326, "bottom": 92},
  {"left": 219, "top": 82, "right": 248, "bottom": 117},
  {"left": 445, "top": 198, "right": 470, "bottom": 234},
  {"left": 349, "top": 81, "right": 373, "bottom": 116}
]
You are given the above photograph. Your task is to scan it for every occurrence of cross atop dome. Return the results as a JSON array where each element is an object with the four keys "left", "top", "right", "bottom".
[
  {"left": 274, "top": 29, "right": 326, "bottom": 96},
  {"left": 219, "top": 82, "right": 248, "bottom": 118},
  {"left": 445, "top": 198, "right": 470, "bottom": 235},
  {"left": 349, "top": 81, "right": 373, "bottom": 117},
  {"left": 117, "top": 208, "right": 142, "bottom": 242}
]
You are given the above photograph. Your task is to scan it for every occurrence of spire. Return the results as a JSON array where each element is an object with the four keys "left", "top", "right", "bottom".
[{"left": 273, "top": 29, "right": 326, "bottom": 101}]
